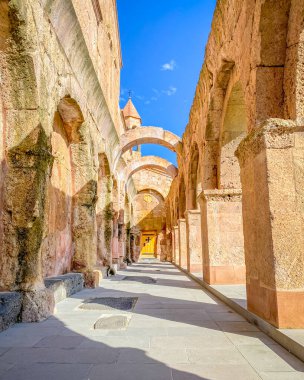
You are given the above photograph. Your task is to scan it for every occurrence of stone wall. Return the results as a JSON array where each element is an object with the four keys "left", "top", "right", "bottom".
[
  {"left": 166, "top": 0, "right": 304, "bottom": 328},
  {"left": 0, "top": 0, "right": 126, "bottom": 322}
]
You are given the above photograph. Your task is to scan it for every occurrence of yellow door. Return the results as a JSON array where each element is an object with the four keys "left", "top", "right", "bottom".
[{"left": 140, "top": 232, "right": 156, "bottom": 258}]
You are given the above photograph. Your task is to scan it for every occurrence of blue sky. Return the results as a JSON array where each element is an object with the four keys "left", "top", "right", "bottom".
[{"left": 117, "top": 0, "right": 216, "bottom": 165}]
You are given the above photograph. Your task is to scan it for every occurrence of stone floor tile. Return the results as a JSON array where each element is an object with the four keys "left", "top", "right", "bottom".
[
  {"left": 225, "top": 331, "right": 278, "bottom": 346},
  {"left": 88, "top": 363, "right": 172, "bottom": 380},
  {"left": 79, "top": 335, "right": 150, "bottom": 349},
  {"left": 171, "top": 363, "right": 261, "bottom": 380},
  {"left": 151, "top": 334, "right": 233, "bottom": 349},
  {"left": 117, "top": 347, "right": 188, "bottom": 364},
  {"left": 0, "top": 346, "right": 119, "bottom": 364},
  {"left": 0, "top": 363, "right": 92, "bottom": 380},
  {"left": 237, "top": 344, "right": 304, "bottom": 372},
  {"left": 34, "top": 335, "right": 85, "bottom": 348},
  {"left": 207, "top": 311, "right": 246, "bottom": 322},
  {"left": 216, "top": 320, "right": 260, "bottom": 332},
  {"left": 187, "top": 346, "right": 248, "bottom": 365}
]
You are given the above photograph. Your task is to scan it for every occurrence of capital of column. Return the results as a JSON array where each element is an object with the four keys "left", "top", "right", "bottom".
[
  {"left": 235, "top": 118, "right": 302, "bottom": 167},
  {"left": 177, "top": 218, "right": 186, "bottom": 226},
  {"left": 197, "top": 188, "right": 242, "bottom": 204},
  {"left": 185, "top": 209, "right": 201, "bottom": 217}
]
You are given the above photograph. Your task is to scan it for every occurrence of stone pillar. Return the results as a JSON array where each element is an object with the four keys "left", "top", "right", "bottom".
[
  {"left": 166, "top": 230, "right": 173, "bottom": 262},
  {"left": 111, "top": 217, "right": 119, "bottom": 266},
  {"left": 157, "top": 230, "right": 167, "bottom": 261},
  {"left": 236, "top": 119, "right": 304, "bottom": 328},
  {"left": 185, "top": 210, "right": 203, "bottom": 274},
  {"left": 178, "top": 219, "right": 187, "bottom": 270},
  {"left": 118, "top": 222, "right": 127, "bottom": 269},
  {"left": 130, "top": 227, "right": 140, "bottom": 262},
  {"left": 198, "top": 189, "right": 245, "bottom": 285},
  {"left": 173, "top": 226, "right": 179, "bottom": 264}
]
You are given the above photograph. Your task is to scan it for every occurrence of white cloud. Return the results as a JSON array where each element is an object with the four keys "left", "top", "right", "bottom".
[
  {"left": 145, "top": 100, "right": 151, "bottom": 105},
  {"left": 161, "top": 60, "right": 176, "bottom": 71},
  {"left": 136, "top": 95, "right": 144, "bottom": 100},
  {"left": 163, "top": 86, "right": 177, "bottom": 96},
  {"left": 151, "top": 96, "right": 158, "bottom": 101},
  {"left": 120, "top": 97, "right": 126, "bottom": 102}
]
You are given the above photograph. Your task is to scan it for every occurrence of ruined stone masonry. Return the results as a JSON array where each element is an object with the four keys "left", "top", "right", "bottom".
[{"left": 0, "top": 0, "right": 303, "bottom": 334}]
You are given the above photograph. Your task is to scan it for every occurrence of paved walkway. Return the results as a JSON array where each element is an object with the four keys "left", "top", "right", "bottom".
[{"left": 0, "top": 263, "right": 304, "bottom": 380}]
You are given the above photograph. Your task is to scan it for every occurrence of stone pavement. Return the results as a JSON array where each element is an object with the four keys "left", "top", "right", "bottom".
[{"left": 0, "top": 263, "right": 303, "bottom": 380}]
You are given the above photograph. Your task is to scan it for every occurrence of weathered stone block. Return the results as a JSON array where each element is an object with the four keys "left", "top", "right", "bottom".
[
  {"left": 44, "top": 273, "right": 84, "bottom": 304},
  {"left": 21, "top": 289, "right": 54, "bottom": 323},
  {"left": 0, "top": 292, "right": 22, "bottom": 332}
]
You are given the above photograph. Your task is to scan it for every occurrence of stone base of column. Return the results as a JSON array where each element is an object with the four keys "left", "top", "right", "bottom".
[
  {"left": 189, "top": 263, "right": 203, "bottom": 273},
  {"left": 204, "top": 265, "right": 246, "bottom": 285},
  {"left": 198, "top": 189, "right": 246, "bottom": 285},
  {"left": 247, "top": 280, "right": 304, "bottom": 328}
]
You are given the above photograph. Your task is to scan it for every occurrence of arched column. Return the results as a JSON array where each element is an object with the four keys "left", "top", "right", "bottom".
[{"left": 199, "top": 79, "right": 246, "bottom": 285}]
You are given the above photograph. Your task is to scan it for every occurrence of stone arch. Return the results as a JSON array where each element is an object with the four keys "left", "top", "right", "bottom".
[
  {"left": 137, "top": 188, "right": 165, "bottom": 201},
  {"left": 203, "top": 60, "right": 235, "bottom": 190},
  {"left": 132, "top": 188, "right": 165, "bottom": 235},
  {"left": 187, "top": 143, "right": 200, "bottom": 209},
  {"left": 255, "top": 0, "right": 291, "bottom": 123},
  {"left": 284, "top": 1, "right": 304, "bottom": 121},
  {"left": 42, "top": 95, "right": 87, "bottom": 278},
  {"left": 218, "top": 81, "right": 247, "bottom": 189},
  {"left": 122, "top": 156, "right": 178, "bottom": 183},
  {"left": 114, "top": 126, "right": 182, "bottom": 169}
]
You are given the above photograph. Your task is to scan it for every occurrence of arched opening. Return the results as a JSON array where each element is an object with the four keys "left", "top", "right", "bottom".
[
  {"left": 42, "top": 111, "right": 74, "bottom": 277},
  {"left": 131, "top": 189, "right": 165, "bottom": 261},
  {"left": 219, "top": 81, "right": 247, "bottom": 189},
  {"left": 123, "top": 156, "right": 177, "bottom": 183}
]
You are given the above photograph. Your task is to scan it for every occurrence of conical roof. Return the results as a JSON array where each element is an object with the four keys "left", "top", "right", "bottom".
[{"left": 123, "top": 99, "right": 141, "bottom": 121}]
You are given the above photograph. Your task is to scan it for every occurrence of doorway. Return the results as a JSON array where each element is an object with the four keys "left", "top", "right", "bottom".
[{"left": 140, "top": 231, "right": 157, "bottom": 259}]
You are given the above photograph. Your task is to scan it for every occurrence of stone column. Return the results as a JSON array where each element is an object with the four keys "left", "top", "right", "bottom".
[
  {"left": 173, "top": 226, "right": 179, "bottom": 264},
  {"left": 178, "top": 219, "right": 187, "bottom": 270},
  {"left": 118, "top": 222, "right": 127, "bottom": 269},
  {"left": 185, "top": 210, "right": 203, "bottom": 274},
  {"left": 130, "top": 227, "right": 141, "bottom": 262},
  {"left": 198, "top": 189, "right": 245, "bottom": 285},
  {"left": 236, "top": 119, "right": 304, "bottom": 328},
  {"left": 166, "top": 230, "right": 173, "bottom": 262}
]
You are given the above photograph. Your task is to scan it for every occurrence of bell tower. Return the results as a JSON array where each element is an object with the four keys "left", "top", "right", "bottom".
[{"left": 122, "top": 95, "right": 142, "bottom": 153}]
